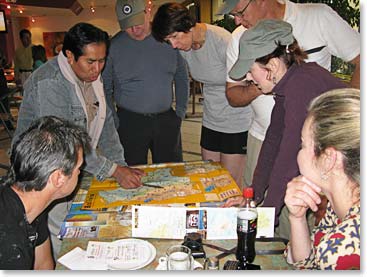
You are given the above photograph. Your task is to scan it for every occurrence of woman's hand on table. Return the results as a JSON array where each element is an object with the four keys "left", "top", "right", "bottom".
[
  {"left": 221, "top": 196, "right": 246, "bottom": 207},
  {"left": 112, "top": 165, "right": 146, "bottom": 189}
]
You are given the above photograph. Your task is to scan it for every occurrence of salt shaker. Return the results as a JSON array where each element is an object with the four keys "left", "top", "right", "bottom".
[{"left": 205, "top": 257, "right": 219, "bottom": 270}]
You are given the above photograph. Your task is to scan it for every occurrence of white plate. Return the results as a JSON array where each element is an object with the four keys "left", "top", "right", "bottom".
[{"left": 107, "top": 238, "right": 156, "bottom": 270}]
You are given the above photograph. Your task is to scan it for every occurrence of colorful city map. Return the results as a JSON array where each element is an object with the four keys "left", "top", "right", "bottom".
[{"left": 82, "top": 161, "right": 241, "bottom": 210}]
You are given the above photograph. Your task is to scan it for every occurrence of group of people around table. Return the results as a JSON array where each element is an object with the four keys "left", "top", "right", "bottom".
[{"left": 0, "top": 0, "right": 360, "bottom": 270}]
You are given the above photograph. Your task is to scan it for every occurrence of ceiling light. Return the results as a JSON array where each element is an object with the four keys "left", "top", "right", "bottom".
[{"left": 147, "top": 1, "right": 152, "bottom": 12}]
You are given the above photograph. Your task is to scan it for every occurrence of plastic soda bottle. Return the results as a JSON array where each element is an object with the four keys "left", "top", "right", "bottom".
[{"left": 236, "top": 187, "right": 257, "bottom": 265}]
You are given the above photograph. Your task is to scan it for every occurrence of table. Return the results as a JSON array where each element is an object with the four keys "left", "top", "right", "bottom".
[
  {"left": 55, "top": 171, "right": 292, "bottom": 270},
  {"left": 56, "top": 237, "right": 292, "bottom": 270}
]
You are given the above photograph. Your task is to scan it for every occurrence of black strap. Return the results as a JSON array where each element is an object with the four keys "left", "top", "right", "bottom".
[
  {"left": 203, "top": 237, "right": 288, "bottom": 259},
  {"left": 305, "top": 45, "right": 326, "bottom": 55},
  {"left": 256, "top": 237, "right": 288, "bottom": 244},
  {"left": 255, "top": 237, "right": 288, "bottom": 255},
  {"left": 202, "top": 243, "right": 235, "bottom": 260},
  {"left": 215, "top": 247, "right": 237, "bottom": 260},
  {"left": 202, "top": 242, "right": 234, "bottom": 253}
]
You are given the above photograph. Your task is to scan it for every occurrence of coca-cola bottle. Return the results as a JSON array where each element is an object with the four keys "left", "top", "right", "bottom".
[{"left": 236, "top": 187, "right": 257, "bottom": 266}]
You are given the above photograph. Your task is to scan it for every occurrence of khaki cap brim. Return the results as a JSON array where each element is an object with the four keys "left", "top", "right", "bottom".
[
  {"left": 119, "top": 12, "right": 145, "bottom": 31},
  {"left": 216, "top": 0, "right": 239, "bottom": 15}
]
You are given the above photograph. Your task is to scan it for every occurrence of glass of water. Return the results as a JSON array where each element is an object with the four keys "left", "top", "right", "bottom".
[{"left": 166, "top": 245, "right": 192, "bottom": 270}]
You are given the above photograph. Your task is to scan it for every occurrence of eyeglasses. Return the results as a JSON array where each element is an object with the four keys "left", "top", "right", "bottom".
[{"left": 229, "top": 0, "right": 253, "bottom": 18}]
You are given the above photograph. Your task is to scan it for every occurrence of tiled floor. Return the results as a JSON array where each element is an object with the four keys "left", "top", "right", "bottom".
[{"left": 0, "top": 96, "right": 203, "bottom": 176}]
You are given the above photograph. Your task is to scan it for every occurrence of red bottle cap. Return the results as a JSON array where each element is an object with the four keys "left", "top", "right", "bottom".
[{"left": 243, "top": 187, "right": 254, "bottom": 198}]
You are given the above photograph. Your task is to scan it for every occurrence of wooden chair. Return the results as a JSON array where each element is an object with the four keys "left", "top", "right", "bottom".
[{"left": 0, "top": 88, "right": 18, "bottom": 140}]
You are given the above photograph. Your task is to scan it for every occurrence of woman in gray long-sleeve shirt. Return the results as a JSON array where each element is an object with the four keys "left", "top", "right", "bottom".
[{"left": 152, "top": 3, "right": 251, "bottom": 188}]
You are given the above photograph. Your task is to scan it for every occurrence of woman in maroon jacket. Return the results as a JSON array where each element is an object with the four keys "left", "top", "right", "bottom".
[{"left": 224, "top": 19, "right": 346, "bottom": 238}]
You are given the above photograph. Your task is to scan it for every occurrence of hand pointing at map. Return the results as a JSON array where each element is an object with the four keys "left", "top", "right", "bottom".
[{"left": 112, "top": 165, "right": 146, "bottom": 189}]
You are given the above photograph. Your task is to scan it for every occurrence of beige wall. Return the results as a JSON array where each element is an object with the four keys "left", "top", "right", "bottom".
[
  {"left": 200, "top": 0, "right": 227, "bottom": 23},
  {"left": 199, "top": 0, "right": 212, "bottom": 23},
  {"left": 8, "top": 0, "right": 225, "bottom": 64},
  {"left": 11, "top": 6, "right": 120, "bottom": 52},
  {"left": 10, "top": 0, "right": 188, "bottom": 51},
  {"left": 212, "top": 0, "right": 225, "bottom": 21}
]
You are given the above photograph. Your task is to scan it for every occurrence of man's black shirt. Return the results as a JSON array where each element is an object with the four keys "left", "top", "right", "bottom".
[{"left": 0, "top": 185, "right": 49, "bottom": 269}]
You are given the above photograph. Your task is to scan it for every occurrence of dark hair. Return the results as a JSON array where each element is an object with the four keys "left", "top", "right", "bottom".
[
  {"left": 32, "top": 45, "right": 47, "bottom": 63},
  {"left": 152, "top": 2, "right": 196, "bottom": 43},
  {"left": 5, "top": 116, "right": 91, "bottom": 192},
  {"left": 255, "top": 39, "right": 308, "bottom": 69},
  {"left": 62, "top": 22, "right": 110, "bottom": 61},
  {"left": 19, "top": 29, "right": 31, "bottom": 39}
]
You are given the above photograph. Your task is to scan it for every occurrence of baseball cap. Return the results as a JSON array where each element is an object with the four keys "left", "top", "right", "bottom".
[
  {"left": 115, "top": 0, "right": 145, "bottom": 31},
  {"left": 216, "top": 0, "right": 239, "bottom": 15},
  {"left": 229, "top": 19, "right": 294, "bottom": 80}
]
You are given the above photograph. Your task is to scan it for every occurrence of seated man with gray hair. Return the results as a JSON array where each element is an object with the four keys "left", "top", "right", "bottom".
[{"left": 0, "top": 116, "right": 90, "bottom": 269}]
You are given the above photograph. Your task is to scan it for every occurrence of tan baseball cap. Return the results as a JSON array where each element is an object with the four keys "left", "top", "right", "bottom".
[
  {"left": 216, "top": 0, "right": 239, "bottom": 15},
  {"left": 230, "top": 19, "right": 294, "bottom": 80},
  {"left": 115, "top": 0, "right": 146, "bottom": 31}
]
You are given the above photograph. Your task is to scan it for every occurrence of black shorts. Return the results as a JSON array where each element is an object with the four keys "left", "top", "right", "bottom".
[{"left": 200, "top": 126, "right": 248, "bottom": 155}]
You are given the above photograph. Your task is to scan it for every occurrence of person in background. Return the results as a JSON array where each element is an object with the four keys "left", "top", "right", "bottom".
[
  {"left": 14, "top": 29, "right": 33, "bottom": 87},
  {"left": 217, "top": 0, "right": 360, "bottom": 190},
  {"left": 32, "top": 45, "right": 48, "bottom": 70},
  {"left": 102, "top": 0, "right": 189, "bottom": 166},
  {"left": 284, "top": 88, "right": 360, "bottom": 270},
  {"left": 0, "top": 116, "right": 90, "bottom": 269},
  {"left": 223, "top": 19, "right": 346, "bottom": 237},
  {"left": 151, "top": 2, "right": 250, "bottom": 188},
  {"left": 13, "top": 22, "right": 144, "bottom": 260}
]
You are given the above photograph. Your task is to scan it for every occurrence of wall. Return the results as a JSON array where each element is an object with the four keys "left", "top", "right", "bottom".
[
  {"left": 5, "top": 0, "right": 209, "bottom": 64},
  {"left": 212, "top": 0, "right": 225, "bottom": 21},
  {"left": 199, "top": 0, "right": 212, "bottom": 23},
  {"left": 11, "top": 6, "right": 120, "bottom": 55}
]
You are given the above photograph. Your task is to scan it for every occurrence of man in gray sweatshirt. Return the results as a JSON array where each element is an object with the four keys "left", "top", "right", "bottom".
[{"left": 102, "top": 0, "right": 189, "bottom": 166}]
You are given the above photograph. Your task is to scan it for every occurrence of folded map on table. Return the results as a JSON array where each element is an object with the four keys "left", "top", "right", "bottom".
[
  {"left": 132, "top": 206, "right": 275, "bottom": 240},
  {"left": 82, "top": 161, "right": 241, "bottom": 210}
]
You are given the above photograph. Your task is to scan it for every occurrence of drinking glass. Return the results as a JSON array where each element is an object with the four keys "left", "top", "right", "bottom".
[{"left": 165, "top": 245, "right": 192, "bottom": 270}]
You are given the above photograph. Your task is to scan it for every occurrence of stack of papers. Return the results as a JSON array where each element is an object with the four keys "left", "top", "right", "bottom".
[{"left": 58, "top": 239, "right": 156, "bottom": 270}]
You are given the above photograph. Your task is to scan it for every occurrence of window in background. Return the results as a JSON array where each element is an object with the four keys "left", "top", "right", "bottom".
[{"left": 0, "top": 10, "right": 8, "bottom": 33}]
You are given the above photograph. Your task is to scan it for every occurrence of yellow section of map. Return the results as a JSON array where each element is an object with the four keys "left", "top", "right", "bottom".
[{"left": 82, "top": 161, "right": 241, "bottom": 210}]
